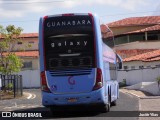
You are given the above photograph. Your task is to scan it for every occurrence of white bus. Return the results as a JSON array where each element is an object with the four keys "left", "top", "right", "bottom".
[{"left": 39, "top": 13, "right": 122, "bottom": 112}]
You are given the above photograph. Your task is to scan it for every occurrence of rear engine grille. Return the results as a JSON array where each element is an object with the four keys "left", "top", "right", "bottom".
[
  {"left": 49, "top": 57, "right": 92, "bottom": 68},
  {"left": 49, "top": 68, "right": 92, "bottom": 76}
]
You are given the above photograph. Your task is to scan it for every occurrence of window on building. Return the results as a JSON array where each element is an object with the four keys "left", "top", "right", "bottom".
[
  {"left": 109, "top": 63, "right": 117, "bottom": 80},
  {"left": 29, "top": 41, "right": 35, "bottom": 44},
  {"left": 158, "top": 33, "right": 160, "bottom": 40},
  {"left": 146, "top": 31, "right": 160, "bottom": 41},
  {"left": 22, "top": 61, "right": 32, "bottom": 69},
  {"left": 131, "top": 66, "right": 135, "bottom": 69},
  {"left": 124, "top": 66, "right": 128, "bottom": 70},
  {"left": 17, "top": 42, "right": 23, "bottom": 44},
  {"left": 114, "top": 36, "right": 128, "bottom": 45},
  {"left": 147, "top": 33, "right": 158, "bottom": 40},
  {"left": 139, "top": 65, "right": 144, "bottom": 69},
  {"left": 129, "top": 34, "right": 145, "bottom": 42},
  {"left": 155, "top": 64, "right": 160, "bottom": 68},
  {"left": 146, "top": 65, "right": 151, "bottom": 68}
]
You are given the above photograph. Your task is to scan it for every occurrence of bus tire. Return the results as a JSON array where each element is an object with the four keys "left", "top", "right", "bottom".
[
  {"left": 50, "top": 107, "right": 56, "bottom": 113},
  {"left": 108, "top": 90, "right": 111, "bottom": 111},
  {"left": 50, "top": 106, "right": 59, "bottom": 113},
  {"left": 102, "top": 94, "right": 111, "bottom": 112},
  {"left": 101, "top": 103, "right": 110, "bottom": 113},
  {"left": 111, "top": 100, "right": 117, "bottom": 106}
]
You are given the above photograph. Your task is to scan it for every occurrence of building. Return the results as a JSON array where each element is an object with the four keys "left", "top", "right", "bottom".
[
  {"left": 1, "top": 16, "right": 160, "bottom": 70},
  {"left": 118, "top": 49, "right": 160, "bottom": 85},
  {"left": 0, "top": 33, "right": 39, "bottom": 70},
  {"left": 106, "top": 16, "right": 160, "bottom": 68},
  {"left": 1, "top": 16, "right": 160, "bottom": 87},
  {"left": 106, "top": 16, "right": 160, "bottom": 85},
  {"left": 123, "top": 49, "right": 160, "bottom": 70},
  {"left": 108, "top": 16, "right": 160, "bottom": 51}
]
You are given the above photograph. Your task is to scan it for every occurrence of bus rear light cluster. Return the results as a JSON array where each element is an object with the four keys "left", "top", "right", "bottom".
[
  {"left": 92, "top": 68, "right": 103, "bottom": 91},
  {"left": 41, "top": 71, "right": 51, "bottom": 92}
]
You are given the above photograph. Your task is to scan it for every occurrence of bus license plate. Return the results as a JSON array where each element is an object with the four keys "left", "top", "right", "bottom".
[{"left": 67, "top": 98, "right": 77, "bottom": 102}]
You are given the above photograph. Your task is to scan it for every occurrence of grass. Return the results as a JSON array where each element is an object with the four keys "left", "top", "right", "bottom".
[{"left": 0, "top": 90, "right": 22, "bottom": 100}]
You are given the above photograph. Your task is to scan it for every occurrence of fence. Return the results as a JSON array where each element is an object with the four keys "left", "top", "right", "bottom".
[{"left": 0, "top": 74, "right": 23, "bottom": 99}]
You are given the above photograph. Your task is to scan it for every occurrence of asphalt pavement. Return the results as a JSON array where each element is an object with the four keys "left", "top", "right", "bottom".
[{"left": 0, "top": 89, "right": 140, "bottom": 120}]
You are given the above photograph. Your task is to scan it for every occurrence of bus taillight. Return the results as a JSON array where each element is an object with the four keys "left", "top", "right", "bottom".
[
  {"left": 41, "top": 71, "right": 51, "bottom": 92},
  {"left": 92, "top": 68, "right": 103, "bottom": 91},
  {"left": 62, "top": 13, "right": 74, "bottom": 16}
]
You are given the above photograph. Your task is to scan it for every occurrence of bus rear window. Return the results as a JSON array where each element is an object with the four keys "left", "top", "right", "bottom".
[
  {"left": 45, "top": 34, "right": 95, "bottom": 69},
  {"left": 47, "top": 34, "right": 92, "bottom": 54},
  {"left": 43, "top": 15, "right": 96, "bottom": 70}
]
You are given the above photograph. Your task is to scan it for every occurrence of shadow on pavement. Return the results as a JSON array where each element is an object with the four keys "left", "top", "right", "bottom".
[{"left": 12, "top": 106, "right": 103, "bottom": 118}]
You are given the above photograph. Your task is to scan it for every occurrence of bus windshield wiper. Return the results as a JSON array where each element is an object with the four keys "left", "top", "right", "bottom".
[
  {"left": 48, "top": 34, "right": 89, "bottom": 38},
  {"left": 59, "top": 53, "right": 81, "bottom": 57}
]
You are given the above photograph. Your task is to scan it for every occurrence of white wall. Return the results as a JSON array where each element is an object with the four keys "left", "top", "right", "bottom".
[
  {"left": 115, "top": 41, "right": 160, "bottom": 50},
  {"left": 123, "top": 61, "right": 160, "bottom": 69},
  {"left": 18, "top": 67, "right": 160, "bottom": 88},
  {"left": 118, "top": 67, "right": 160, "bottom": 85},
  {"left": 126, "top": 82, "right": 160, "bottom": 96},
  {"left": 18, "top": 70, "right": 40, "bottom": 88},
  {"left": 141, "top": 82, "right": 160, "bottom": 95}
]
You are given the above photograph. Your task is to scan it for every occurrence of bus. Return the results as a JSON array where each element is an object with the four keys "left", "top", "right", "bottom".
[{"left": 39, "top": 13, "right": 122, "bottom": 112}]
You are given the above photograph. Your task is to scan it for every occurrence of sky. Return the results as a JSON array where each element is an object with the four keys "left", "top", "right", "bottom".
[{"left": 0, "top": 0, "right": 160, "bottom": 33}]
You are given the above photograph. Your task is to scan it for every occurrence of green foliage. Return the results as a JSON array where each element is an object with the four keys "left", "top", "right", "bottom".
[
  {"left": 0, "top": 25, "right": 25, "bottom": 74},
  {"left": 156, "top": 76, "right": 160, "bottom": 88},
  {"left": 0, "top": 53, "right": 23, "bottom": 74},
  {"left": 156, "top": 76, "right": 160, "bottom": 81},
  {"left": 119, "top": 79, "right": 126, "bottom": 88},
  {"left": 5, "top": 83, "right": 13, "bottom": 90}
]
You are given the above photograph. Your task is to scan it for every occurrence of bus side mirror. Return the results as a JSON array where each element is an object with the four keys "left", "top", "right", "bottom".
[
  {"left": 119, "top": 62, "right": 122, "bottom": 69},
  {"left": 116, "top": 54, "right": 122, "bottom": 69}
]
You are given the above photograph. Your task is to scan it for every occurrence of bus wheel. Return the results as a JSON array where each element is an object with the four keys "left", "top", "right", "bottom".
[
  {"left": 50, "top": 107, "right": 55, "bottom": 113},
  {"left": 102, "top": 95, "right": 111, "bottom": 112},
  {"left": 107, "top": 94, "right": 111, "bottom": 111},
  {"left": 50, "top": 106, "right": 59, "bottom": 113},
  {"left": 111, "top": 100, "right": 117, "bottom": 106}
]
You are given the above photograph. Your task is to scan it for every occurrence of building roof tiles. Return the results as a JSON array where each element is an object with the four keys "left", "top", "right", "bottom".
[
  {"left": 108, "top": 16, "right": 160, "bottom": 27},
  {"left": 124, "top": 24, "right": 160, "bottom": 34},
  {"left": 0, "top": 33, "right": 38, "bottom": 38},
  {"left": 3, "top": 51, "right": 39, "bottom": 57},
  {"left": 123, "top": 49, "right": 160, "bottom": 62}
]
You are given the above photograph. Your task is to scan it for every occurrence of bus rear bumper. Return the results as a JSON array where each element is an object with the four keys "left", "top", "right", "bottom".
[{"left": 42, "top": 89, "right": 106, "bottom": 106}]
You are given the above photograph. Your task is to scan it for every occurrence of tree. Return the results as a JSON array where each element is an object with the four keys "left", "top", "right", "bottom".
[
  {"left": 0, "top": 25, "right": 26, "bottom": 74},
  {"left": 156, "top": 76, "right": 160, "bottom": 91}
]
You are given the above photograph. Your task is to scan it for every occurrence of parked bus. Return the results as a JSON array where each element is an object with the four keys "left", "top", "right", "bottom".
[{"left": 39, "top": 13, "right": 122, "bottom": 112}]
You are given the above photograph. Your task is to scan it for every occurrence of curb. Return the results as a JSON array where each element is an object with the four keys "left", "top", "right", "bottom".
[
  {"left": 120, "top": 90, "right": 160, "bottom": 99},
  {"left": 120, "top": 90, "right": 141, "bottom": 98},
  {"left": 139, "top": 96, "right": 160, "bottom": 99},
  {"left": 23, "top": 92, "right": 36, "bottom": 99}
]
